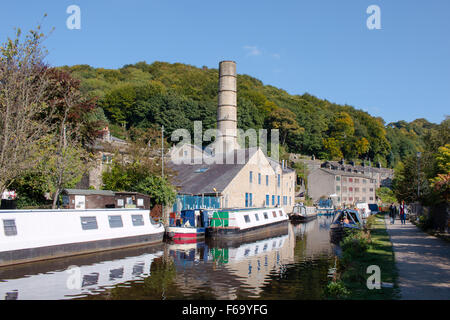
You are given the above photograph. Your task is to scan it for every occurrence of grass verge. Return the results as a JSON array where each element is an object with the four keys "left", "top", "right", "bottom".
[{"left": 325, "top": 213, "right": 400, "bottom": 300}]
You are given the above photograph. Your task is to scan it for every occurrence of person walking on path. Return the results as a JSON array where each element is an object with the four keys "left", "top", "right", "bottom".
[
  {"left": 400, "top": 201, "right": 406, "bottom": 225},
  {"left": 389, "top": 203, "right": 396, "bottom": 224}
]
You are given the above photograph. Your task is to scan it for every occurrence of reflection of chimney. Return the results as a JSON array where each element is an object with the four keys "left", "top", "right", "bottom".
[{"left": 216, "top": 61, "right": 238, "bottom": 152}]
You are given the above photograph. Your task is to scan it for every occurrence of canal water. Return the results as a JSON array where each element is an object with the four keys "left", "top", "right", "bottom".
[{"left": 0, "top": 216, "right": 338, "bottom": 300}]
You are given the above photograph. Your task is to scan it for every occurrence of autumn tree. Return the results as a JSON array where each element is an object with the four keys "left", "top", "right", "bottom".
[
  {"left": 0, "top": 26, "right": 55, "bottom": 195},
  {"left": 266, "top": 108, "right": 304, "bottom": 147}
]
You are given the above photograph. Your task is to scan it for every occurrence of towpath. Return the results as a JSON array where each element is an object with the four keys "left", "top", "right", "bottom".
[{"left": 385, "top": 217, "right": 450, "bottom": 300}]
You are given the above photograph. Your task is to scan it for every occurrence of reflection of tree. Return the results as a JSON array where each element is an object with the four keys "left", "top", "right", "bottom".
[
  {"left": 142, "top": 257, "right": 178, "bottom": 299},
  {"left": 258, "top": 257, "right": 333, "bottom": 300}
]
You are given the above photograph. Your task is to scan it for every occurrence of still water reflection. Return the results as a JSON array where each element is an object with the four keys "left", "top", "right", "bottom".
[{"left": 0, "top": 216, "right": 337, "bottom": 300}]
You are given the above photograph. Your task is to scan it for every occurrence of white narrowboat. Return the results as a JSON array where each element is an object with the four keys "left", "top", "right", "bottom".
[
  {"left": 0, "top": 209, "right": 165, "bottom": 267},
  {"left": 206, "top": 207, "right": 289, "bottom": 240}
]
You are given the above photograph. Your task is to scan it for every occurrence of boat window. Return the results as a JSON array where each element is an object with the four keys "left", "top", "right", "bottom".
[
  {"left": 132, "top": 214, "right": 145, "bottom": 226},
  {"left": 108, "top": 215, "right": 123, "bottom": 228},
  {"left": 272, "top": 211, "right": 277, "bottom": 218},
  {"left": 254, "top": 214, "right": 260, "bottom": 221},
  {"left": 3, "top": 219, "right": 17, "bottom": 236},
  {"left": 244, "top": 215, "right": 251, "bottom": 223},
  {"left": 82, "top": 273, "right": 99, "bottom": 287},
  {"left": 80, "top": 216, "right": 98, "bottom": 230},
  {"left": 279, "top": 210, "right": 283, "bottom": 217},
  {"left": 263, "top": 212, "right": 268, "bottom": 219}
]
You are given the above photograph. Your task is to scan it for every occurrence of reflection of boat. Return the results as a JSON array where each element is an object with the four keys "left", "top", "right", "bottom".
[
  {"left": 168, "top": 242, "right": 210, "bottom": 266},
  {"left": 208, "top": 233, "right": 289, "bottom": 264},
  {"left": 330, "top": 209, "right": 363, "bottom": 243},
  {"left": 289, "top": 204, "right": 317, "bottom": 223},
  {"left": 166, "top": 209, "right": 210, "bottom": 243},
  {"left": 291, "top": 218, "right": 316, "bottom": 238},
  {"left": 0, "top": 209, "right": 165, "bottom": 267},
  {"left": 206, "top": 207, "right": 288, "bottom": 241},
  {"left": 0, "top": 246, "right": 164, "bottom": 300}
]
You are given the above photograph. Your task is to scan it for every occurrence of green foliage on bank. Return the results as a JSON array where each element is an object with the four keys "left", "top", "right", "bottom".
[{"left": 326, "top": 214, "right": 399, "bottom": 300}]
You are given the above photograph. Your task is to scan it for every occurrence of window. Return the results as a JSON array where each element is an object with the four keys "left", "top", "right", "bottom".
[
  {"left": 370, "top": 188, "right": 374, "bottom": 192},
  {"left": 258, "top": 173, "right": 261, "bottom": 185},
  {"left": 336, "top": 186, "right": 341, "bottom": 192},
  {"left": 272, "top": 195, "right": 275, "bottom": 206},
  {"left": 343, "top": 177, "right": 347, "bottom": 183},
  {"left": 355, "top": 179, "right": 359, "bottom": 183},
  {"left": 266, "top": 195, "right": 270, "bottom": 206},
  {"left": 362, "top": 188, "right": 366, "bottom": 193},
  {"left": 195, "top": 168, "right": 209, "bottom": 173},
  {"left": 349, "top": 178, "right": 353, "bottom": 183},
  {"left": 349, "top": 187, "right": 353, "bottom": 192},
  {"left": 81, "top": 217, "right": 98, "bottom": 230},
  {"left": 279, "top": 210, "right": 283, "bottom": 217},
  {"left": 277, "top": 174, "right": 281, "bottom": 187},
  {"left": 336, "top": 176, "right": 341, "bottom": 181},
  {"left": 245, "top": 193, "right": 253, "bottom": 207},
  {"left": 349, "top": 197, "right": 353, "bottom": 201},
  {"left": 355, "top": 187, "right": 360, "bottom": 192},
  {"left": 132, "top": 215, "right": 144, "bottom": 226},
  {"left": 108, "top": 215, "right": 123, "bottom": 228},
  {"left": 254, "top": 214, "right": 260, "bottom": 221},
  {"left": 244, "top": 215, "right": 251, "bottom": 223},
  {"left": 266, "top": 175, "right": 269, "bottom": 186},
  {"left": 263, "top": 212, "right": 269, "bottom": 219},
  {"left": 370, "top": 197, "right": 374, "bottom": 201},
  {"left": 272, "top": 211, "right": 277, "bottom": 218},
  {"left": 363, "top": 179, "right": 367, "bottom": 184},
  {"left": 277, "top": 195, "right": 280, "bottom": 206},
  {"left": 342, "top": 186, "right": 347, "bottom": 192},
  {"left": 249, "top": 171, "right": 253, "bottom": 183},
  {"left": 3, "top": 219, "right": 17, "bottom": 236},
  {"left": 289, "top": 197, "right": 291, "bottom": 205}
]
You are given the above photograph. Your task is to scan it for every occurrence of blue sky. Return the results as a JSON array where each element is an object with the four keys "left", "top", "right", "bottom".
[{"left": 0, "top": 0, "right": 449, "bottom": 124}]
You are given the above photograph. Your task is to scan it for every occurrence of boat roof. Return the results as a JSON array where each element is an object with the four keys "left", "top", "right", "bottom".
[{"left": 332, "top": 209, "right": 363, "bottom": 225}]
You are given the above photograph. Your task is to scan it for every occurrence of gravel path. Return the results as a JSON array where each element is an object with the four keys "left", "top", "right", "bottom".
[{"left": 385, "top": 217, "right": 450, "bottom": 300}]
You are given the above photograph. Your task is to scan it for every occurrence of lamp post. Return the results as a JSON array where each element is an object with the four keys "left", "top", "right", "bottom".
[{"left": 417, "top": 152, "right": 421, "bottom": 201}]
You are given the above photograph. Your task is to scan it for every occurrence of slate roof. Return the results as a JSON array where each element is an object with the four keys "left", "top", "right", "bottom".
[{"left": 169, "top": 148, "right": 259, "bottom": 195}]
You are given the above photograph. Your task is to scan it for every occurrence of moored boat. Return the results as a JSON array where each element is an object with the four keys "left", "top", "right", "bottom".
[
  {"left": 289, "top": 204, "right": 317, "bottom": 223},
  {"left": 316, "top": 198, "right": 335, "bottom": 216},
  {"left": 0, "top": 208, "right": 165, "bottom": 267},
  {"left": 166, "top": 209, "right": 210, "bottom": 244},
  {"left": 206, "top": 207, "right": 289, "bottom": 240},
  {"left": 329, "top": 209, "right": 363, "bottom": 243}
]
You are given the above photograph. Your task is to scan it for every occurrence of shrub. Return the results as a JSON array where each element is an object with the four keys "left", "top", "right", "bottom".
[
  {"left": 341, "top": 230, "right": 370, "bottom": 262},
  {"left": 324, "top": 281, "right": 349, "bottom": 299}
]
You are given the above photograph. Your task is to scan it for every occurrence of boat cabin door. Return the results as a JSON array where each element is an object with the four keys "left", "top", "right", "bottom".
[{"left": 74, "top": 195, "right": 86, "bottom": 210}]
